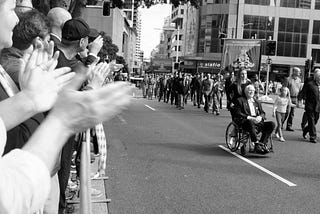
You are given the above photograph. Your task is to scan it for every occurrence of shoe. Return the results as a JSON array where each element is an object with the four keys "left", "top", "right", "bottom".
[
  {"left": 310, "top": 139, "right": 318, "bottom": 143},
  {"left": 303, "top": 130, "right": 307, "bottom": 139},
  {"left": 279, "top": 137, "right": 285, "bottom": 142},
  {"left": 216, "top": 112, "right": 220, "bottom": 115},
  {"left": 91, "top": 188, "right": 103, "bottom": 198},
  {"left": 64, "top": 204, "right": 75, "bottom": 214},
  {"left": 274, "top": 133, "right": 280, "bottom": 139},
  {"left": 286, "top": 127, "right": 294, "bottom": 132},
  {"left": 255, "top": 143, "right": 269, "bottom": 155}
]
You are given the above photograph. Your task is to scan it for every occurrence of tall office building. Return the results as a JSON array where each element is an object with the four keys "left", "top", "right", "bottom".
[
  {"left": 135, "top": 10, "right": 142, "bottom": 62},
  {"left": 185, "top": 0, "right": 320, "bottom": 79}
]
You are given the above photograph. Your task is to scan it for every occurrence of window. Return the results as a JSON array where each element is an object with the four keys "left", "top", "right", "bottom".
[
  {"left": 316, "top": 0, "right": 320, "bottom": 9},
  {"left": 178, "top": 46, "right": 181, "bottom": 51},
  {"left": 179, "top": 35, "right": 182, "bottom": 40},
  {"left": 312, "top": 21, "right": 320, "bottom": 44},
  {"left": 198, "top": 14, "right": 228, "bottom": 53},
  {"left": 245, "top": 0, "right": 276, "bottom": 5},
  {"left": 243, "top": 15, "right": 275, "bottom": 40},
  {"left": 280, "top": 0, "right": 311, "bottom": 9},
  {"left": 181, "top": 9, "right": 184, "bottom": 14},
  {"left": 277, "top": 18, "right": 309, "bottom": 57}
]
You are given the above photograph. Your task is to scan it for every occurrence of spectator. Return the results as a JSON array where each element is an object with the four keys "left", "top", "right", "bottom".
[
  {"left": 0, "top": 9, "right": 60, "bottom": 214},
  {"left": 190, "top": 73, "right": 202, "bottom": 108},
  {"left": 47, "top": 7, "right": 72, "bottom": 46}
]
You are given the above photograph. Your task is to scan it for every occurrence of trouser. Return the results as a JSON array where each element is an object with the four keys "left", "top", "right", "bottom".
[
  {"left": 241, "top": 119, "right": 275, "bottom": 144},
  {"left": 44, "top": 174, "right": 60, "bottom": 214},
  {"left": 194, "top": 90, "right": 201, "bottom": 107},
  {"left": 158, "top": 88, "right": 164, "bottom": 101},
  {"left": 170, "top": 90, "right": 176, "bottom": 105},
  {"left": 58, "top": 137, "right": 75, "bottom": 214},
  {"left": 177, "top": 93, "right": 183, "bottom": 107},
  {"left": 275, "top": 111, "right": 286, "bottom": 138},
  {"left": 304, "top": 111, "right": 320, "bottom": 140},
  {"left": 285, "top": 98, "right": 297, "bottom": 128},
  {"left": 204, "top": 93, "right": 211, "bottom": 112},
  {"left": 212, "top": 92, "right": 221, "bottom": 113},
  {"left": 301, "top": 111, "right": 308, "bottom": 129}
]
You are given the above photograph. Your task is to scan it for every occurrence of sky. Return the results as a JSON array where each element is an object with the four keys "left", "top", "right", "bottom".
[{"left": 140, "top": 4, "right": 172, "bottom": 59}]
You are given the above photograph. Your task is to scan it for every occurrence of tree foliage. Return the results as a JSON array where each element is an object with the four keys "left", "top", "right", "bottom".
[
  {"left": 116, "top": 55, "right": 128, "bottom": 73},
  {"left": 98, "top": 31, "right": 119, "bottom": 62}
]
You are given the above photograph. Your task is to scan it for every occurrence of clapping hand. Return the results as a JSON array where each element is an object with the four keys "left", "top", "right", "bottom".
[
  {"left": 19, "top": 41, "right": 75, "bottom": 113},
  {"left": 87, "top": 62, "right": 111, "bottom": 89}
]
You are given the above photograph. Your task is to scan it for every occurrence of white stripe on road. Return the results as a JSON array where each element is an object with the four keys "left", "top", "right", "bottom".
[
  {"left": 145, "top": 104, "right": 156, "bottom": 111},
  {"left": 219, "top": 145, "right": 297, "bottom": 187},
  {"left": 117, "top": 115, "right": 127, "bottom": 124}
]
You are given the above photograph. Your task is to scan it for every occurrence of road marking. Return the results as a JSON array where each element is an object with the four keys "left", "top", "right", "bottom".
[
  {"left": 145, "top": 104, "right": 155, "bottom": 111},
  {"left": 117, "top": 115, "right": 127, "bottom": 124},
  {"left": 219, "top": 145, "right": 297, "bottom": 187}
]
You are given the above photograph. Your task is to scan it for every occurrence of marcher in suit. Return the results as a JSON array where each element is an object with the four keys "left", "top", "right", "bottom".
[
  {"left": 301, "top": 69, "right": 320, "bottom": 143},
  {"left": 202, "top": 73, "right": 214, "bottom": 113},
  {"left": 234, "top": 85, "right": 275, "bottom": 154},
  {"left": 283, "top": 67, "right": 303, "bottom": 131}
]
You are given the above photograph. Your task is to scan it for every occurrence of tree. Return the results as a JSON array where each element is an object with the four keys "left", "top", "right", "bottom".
[
  {"left": 98, "top": 31, "right": 119, "bottom": 62},
  {"left": 32, "top": 0, "right": 200, "bottom": 16},
  {"left": 116, "top": 55, "right": 128, "bottom": 73}
]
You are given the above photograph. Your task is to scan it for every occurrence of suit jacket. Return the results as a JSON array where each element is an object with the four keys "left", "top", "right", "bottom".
[
  {"left": 233, "top": 96, "right": 266, "bottom": 123},
  {"left": 303, "top": 80, "right": 320, "bottom": 113}
]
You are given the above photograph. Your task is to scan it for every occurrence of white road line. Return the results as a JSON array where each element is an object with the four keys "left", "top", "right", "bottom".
[
  {"left": 117, "top": 115, "right": 127, "bottom": 124},
  {"left": 145, "top": 104, "right": 156, "bottom": 111},
  {"left": 219, "top": 145, "right": 297, "bottom": 187}
]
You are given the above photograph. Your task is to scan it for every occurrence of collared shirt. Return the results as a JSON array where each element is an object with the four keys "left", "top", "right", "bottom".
[
  {"left": 0, "top": 117, "right": 50, "bottom": 214},
  {"left": 248, "top": 98, "right": 256, "bottom": 116}
]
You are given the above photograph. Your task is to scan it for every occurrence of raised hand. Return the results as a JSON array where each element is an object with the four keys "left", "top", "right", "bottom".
[
  {"left": 19, "top": 45, "right": 75, "bottom": 113},
  {"left": 88, "top": 35, "right": 104, "bottom": 56},
  {"left": 87, "top": 62, "right": 111, "bottom": 89},
  {"left": 50, "top": 81, "right": 132, "bottom": 133}
]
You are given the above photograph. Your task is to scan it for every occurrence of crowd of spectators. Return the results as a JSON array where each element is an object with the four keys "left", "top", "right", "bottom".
[{"left": 0, "top": 1, "right": 131, "bottom": 214}]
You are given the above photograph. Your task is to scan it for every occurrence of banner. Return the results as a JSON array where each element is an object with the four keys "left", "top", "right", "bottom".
[{"left": 221, "top": 39, "right": 262, "bottom": 72}]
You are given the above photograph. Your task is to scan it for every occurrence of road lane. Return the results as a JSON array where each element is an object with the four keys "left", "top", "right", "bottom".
[{"left": 103, "top": 93, "right": 320, "bottom": 214}]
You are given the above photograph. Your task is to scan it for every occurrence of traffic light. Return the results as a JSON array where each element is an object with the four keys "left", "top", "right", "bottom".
[
  {"left": 265, "top": 40, "right": 276, "bottom": 56},
  {"left": 174, "top": 62, "right": 179, "bottom": 70},
  {"left": 311, "top": 59, "right": 315, "bottom": 71},
  {"left": 103, "top": 0, "right": 111, "bottom": 16}
]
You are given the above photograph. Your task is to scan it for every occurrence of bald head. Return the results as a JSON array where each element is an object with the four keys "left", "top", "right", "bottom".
[
  {"left": 47, "top": 7, "right": 72, "bottom": 36},
  {"left": 314, "top": 68, "right": 320, "bottom": 84}
]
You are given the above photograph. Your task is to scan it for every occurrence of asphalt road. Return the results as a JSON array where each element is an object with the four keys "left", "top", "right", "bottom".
[{"left": 103, "top": 88, "right": 320, "bottom": 214}]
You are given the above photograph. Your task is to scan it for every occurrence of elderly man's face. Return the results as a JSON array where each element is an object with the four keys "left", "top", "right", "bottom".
[
  {"left": 245, "top": 86, "right": 255, "bottom": 99},
  {"left": 314, "top": 70, "right": 320, "bottom": 84}
]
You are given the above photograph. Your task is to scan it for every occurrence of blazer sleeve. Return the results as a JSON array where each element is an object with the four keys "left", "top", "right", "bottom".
[{"left": 234, "top": 98, "right": 248, "bottom": 121}]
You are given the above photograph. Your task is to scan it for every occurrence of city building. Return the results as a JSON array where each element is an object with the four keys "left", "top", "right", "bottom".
[
  {"left": 149, "top": 16, "right": 175, "bottom": 74},
  {"left": 188, "top": 0, "right": 320, "bottom": 80}
]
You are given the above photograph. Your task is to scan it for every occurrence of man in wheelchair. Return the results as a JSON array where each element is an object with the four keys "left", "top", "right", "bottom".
[{"left": 233, "top": 85, "right": 275, "bottom": 154}]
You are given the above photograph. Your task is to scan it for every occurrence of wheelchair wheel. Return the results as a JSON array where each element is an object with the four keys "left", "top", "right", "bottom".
[{"left": 225, "top": 122, "right": 240, "bottom": 152}]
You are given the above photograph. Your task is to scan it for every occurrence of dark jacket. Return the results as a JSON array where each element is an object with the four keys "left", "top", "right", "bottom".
[
  {"left": 302, "top": 80, "right": 320, "bottom": 113},
  {"left": 233, "top": 96, "right": 266, "bottom": 123}
]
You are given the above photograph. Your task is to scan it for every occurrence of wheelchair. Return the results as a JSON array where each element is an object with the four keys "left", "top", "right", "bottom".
[{"left": 225, "top": 121, "right": 274, "bottom": 156}]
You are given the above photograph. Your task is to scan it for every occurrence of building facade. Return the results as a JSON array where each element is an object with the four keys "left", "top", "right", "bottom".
[{"left": 195, "top": 0, "right": 320, "bottom": 80}]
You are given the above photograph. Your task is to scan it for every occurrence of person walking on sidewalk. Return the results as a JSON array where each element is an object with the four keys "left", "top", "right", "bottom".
[
  {"left": 283, "top": 67, "right": 302, "bottom": 131},
  {"left": 273, "top": 87, "right": 291, "bottom": 142}
]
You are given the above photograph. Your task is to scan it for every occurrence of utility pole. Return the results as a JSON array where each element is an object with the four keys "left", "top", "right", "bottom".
[{"left": 176, "top": 25, "right": 180, "bottom": 63}]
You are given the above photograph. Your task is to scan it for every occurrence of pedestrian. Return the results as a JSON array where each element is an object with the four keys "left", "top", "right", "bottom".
[
  {"left": 302, "top": 69, "right": 320, "bottom": 143},
  {"left": 273, "top": 87, "right": 291, "bottom": 142},
  {"left": 283, "top": 67, "right": 303, "bottom": 131}
]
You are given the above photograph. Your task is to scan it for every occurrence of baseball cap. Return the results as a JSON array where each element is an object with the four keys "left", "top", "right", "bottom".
[{"left": 62, "top": 18, "right": 90, "bottom": 41}]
